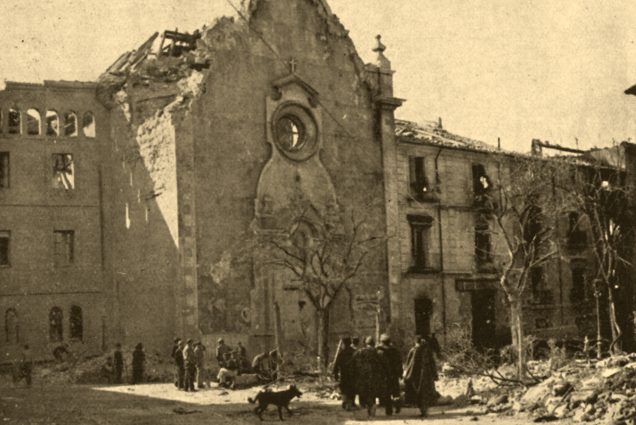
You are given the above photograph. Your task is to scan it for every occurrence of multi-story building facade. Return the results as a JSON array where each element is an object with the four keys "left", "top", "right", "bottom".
[{"left": 1, "top": 0, "right": 631, "bottom": 362}]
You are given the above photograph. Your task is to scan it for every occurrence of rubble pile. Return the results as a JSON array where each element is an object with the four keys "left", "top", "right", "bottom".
[
  {"left": 36, "top": 349, "right": 174, "bottom": 385},
  {"left": 483, "top": 354, "right": 636, "bottom": 424}
]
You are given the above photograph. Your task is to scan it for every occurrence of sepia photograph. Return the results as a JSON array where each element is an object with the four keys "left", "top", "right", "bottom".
[{"left": 0, "top": 0, "right": 635, "bottom": 423}]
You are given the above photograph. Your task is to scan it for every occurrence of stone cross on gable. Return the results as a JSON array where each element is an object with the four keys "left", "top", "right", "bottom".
[{"left": 288, "top": 57, "right": 298, "bottom": 74}]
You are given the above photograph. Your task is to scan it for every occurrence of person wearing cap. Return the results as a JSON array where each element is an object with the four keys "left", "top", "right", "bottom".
[
  {"left": 403, "top": 335, "right": 437, "bottom": 417},
  {"left": 376, "top": 334, "right": 402, "bottom": 415},
  {"left": 182, "top": 339, "right": 196, "bottom": 392},
  {"left": 215, "top": 338, "right": 232, "bottom": 369},
  {"left": 332, "top": 337, "right": 356, "bottom": 411},
  {"left": 352, "top": 336, "right": 387, "bottom": 418}
]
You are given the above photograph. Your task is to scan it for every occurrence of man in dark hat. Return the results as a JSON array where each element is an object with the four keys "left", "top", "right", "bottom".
[
  {"left": 403, "top": 335, "right": 437, "bottom": 417},
  {"left": 376, "top": 334, "right": 402, "bottom": 415},
  {"left": 333, "top": 337, "right": 356, "bottom": 411},
  {"left": 352, "top": 336, "right": 387, "bottom": 418}
]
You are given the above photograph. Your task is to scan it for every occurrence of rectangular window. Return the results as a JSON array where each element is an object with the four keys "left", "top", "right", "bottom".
[
  {"left": 475, "top": 215, "right": 492, "bottom": 268},
  {"left": 0, "top": 153, "right": 8, "bottom": 188},
  {"left": 567, "top": 212, "right": 587, "bottom": 249},
  {"left": 54, "top": 230, "right": 74, "bottom": 266},
  {"left": 409, "top": 157, "right": 430, "bottom": 200},
  {"left": 571, "top": 267, "right": 586, "bottom": 303},
  {"left": 52, "top": 154, "right": 75, "bottom": 190},
  {"left": 408, "top": 215, "right": 433, "bottom": 271},
  {"left": 0, "top": 231, "right": 10, "bottom": 266}
]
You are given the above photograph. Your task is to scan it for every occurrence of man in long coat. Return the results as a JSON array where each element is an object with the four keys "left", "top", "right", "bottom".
[
  {"left": 352, "top": 336, "right": 387, "bottom": 418},
  {"left": 403, "top": 335, "right": 437, "bottom": 417},
  {"left": 376, "top": 334, "right": 402, "bottom": 415},
  {"left": 332, "top": 337, "right": 356, "bottom": 411}
]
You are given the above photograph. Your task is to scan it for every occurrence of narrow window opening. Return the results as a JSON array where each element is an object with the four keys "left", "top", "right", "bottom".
[
  {"left": 64, "top": 112, "right": 78, "bottom": 137},
  {"left": 82, "top": 112, "right": 96, "bottom": 138},
  {"left": 408, "top": 215, "right": 433, "bottom": 272},
  {"left": 8, "top": 108, "right": 21, "bottom": 135},
  {"left": 475, "top": 214, "right": 493, "bottom": 269},
  {"left": 53, "top": 230, "right": 75, "bottom": 267},
  {"left": 0, "top": 152, "right": 9, "bottom": 188},
  {"left": 571, "top": 267, "right": 586, "bottom": 303},
  {"left": 69, "top": 305, "right": 83, "bottom": 341},
  {"left": 5, "top": 309, "right": 19, "bottom": 344},
  {"left": 0, "top": 231, "right": 10, "bottom": 266},
  {"left": 472, "top": 164, "right": 491, "bottom": 196},
  {"left": 49, "top": 307, "right": 63, "bottom": 342},
  {"left": 46, "top": 110, "right": 60, "bottom": 136},
  {"left": 409, "top": 156, "right": 430, "bottom": 200},
  {"left": 52, "top": 154, "right": 75, "bottom": 190},
  {"left": 26, "top": 108, "right": 41, "bottom": 136}
]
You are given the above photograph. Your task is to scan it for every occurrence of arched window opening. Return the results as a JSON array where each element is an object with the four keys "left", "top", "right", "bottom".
[
  {"left": 49, "top": 307, "right": 63, "bottom": 342},
  {"left": 82, "top": 112, "right": 95, "bottom": 138},
  {"left": 5, "top": 308, "right": 19, "bottom": 344},
  {"left": 46, "top": 110, "right": 59, "bottom": 136},
  {"left": 69, "top": 305, "right": 83, "bottom": 341},
  {"left": 64, "top": 112, "right": 78, "bottom": 137},
  {"left": 8, "top": 108, "right": 21, "bottom": 135},
  {"left": 26, "top": 108, "right": 41, "bottom": 136}
]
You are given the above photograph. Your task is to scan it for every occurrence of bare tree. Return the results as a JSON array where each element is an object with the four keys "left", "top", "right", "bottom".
[
  {"left": 569, "top": 155, "right": 634, "bottom": 354},
  {"left": 486, "top": 158, "right": 571, "bottom": 380},
  {"left": 256, "top": 197, "right": 382, "bottom": 367}
]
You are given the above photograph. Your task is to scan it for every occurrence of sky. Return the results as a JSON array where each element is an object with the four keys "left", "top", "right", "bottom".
[{"left": 1, "top": 0, "right": 635, "bottom": 152}]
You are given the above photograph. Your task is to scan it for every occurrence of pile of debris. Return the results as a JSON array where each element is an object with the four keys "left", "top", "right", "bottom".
[
  {"left": 483, "top": 354, "right": 636, "bottom": 424},
  {"left": 36, "top": 348, "right": 174, "bottom": 385}
]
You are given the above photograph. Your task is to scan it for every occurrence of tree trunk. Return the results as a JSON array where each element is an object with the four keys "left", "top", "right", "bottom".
[
  {"left": 509, "top": 297, "right": 528, "bottom": 381},
  {"left": 316, "top": 309, "right": 330, "bottom": 368}
]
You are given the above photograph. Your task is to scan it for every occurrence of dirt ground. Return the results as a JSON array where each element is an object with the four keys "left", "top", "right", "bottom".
[{"left": 0, "top": 380, "right": 576, "bottom": 425}]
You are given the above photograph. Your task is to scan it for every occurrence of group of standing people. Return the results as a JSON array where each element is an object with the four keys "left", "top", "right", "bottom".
[
  {"left": 171, "top": 338, "right": 208, "bottom": 392},
  {"left": 332, "top": 333, "right": 440, "bottom": 418}
]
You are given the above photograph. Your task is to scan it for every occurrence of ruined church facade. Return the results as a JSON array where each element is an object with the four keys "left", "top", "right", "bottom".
[{"left": 1, "top": 0, "right": 627, "bottom": 361}]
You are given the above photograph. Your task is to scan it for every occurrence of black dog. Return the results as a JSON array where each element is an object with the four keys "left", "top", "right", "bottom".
[{"left": 248, "top": 384, "right": 302, "bottom": 421}]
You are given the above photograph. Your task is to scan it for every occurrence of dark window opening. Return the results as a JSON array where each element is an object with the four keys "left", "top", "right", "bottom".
[
  {"left": 64, "top": 112, "right": 78, "bottom": 137},
  {"left": 82, "top": 112, "right": 96, "bottom": 138},
  {"left": 472, "top": 164, "right": 492, "bottom": 196},
  {"left": 0, "top": 152, "right": 9, "bottom": 188},
  {"left": 409, "top": 215, "right": 433, "bottom": 272},
  {"left": 5, "top": 309, "right": 18, "bottom": 344},
  {"left": 52, "top": 154, "right": 75, "bottom": 190},
  {"left": 49, "top": 307, "right": 63, "bottom": 342},
  {"left": 0, "top": 231, "right": 10, "bottom": 266},
  {"left": 8, "top": 108, "right": 20, "bottom": 135},
  {"left": 571, "top": 267, "right": 586, "bottom": 303},
  {"left": 523, "top": 205, "right": 543, "bottom": 244},
  {"left": 54, "top": 230, "right": 74, "bottom": 267},
  {"left": 475, "top": 214, "right": 493, "bottom": 269},
  {"left": 46, "top": 110, "right": 59, "bottom": 136},
  {"left": 69, "top": 305, "right": 83, "bottom": 341},
  {"left": 531, "top": 266, "right": 544, "bottom": 296},
  {"left": 26, "top": 108, "right": 41, "bottom": 136},
  {"left": 409, "top": 157, "right": 431, "bottom": 200},
  {"left": 567, "top": 212, "right": 587, "bottom": 249}
]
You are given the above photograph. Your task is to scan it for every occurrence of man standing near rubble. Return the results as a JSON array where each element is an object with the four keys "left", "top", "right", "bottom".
[
  {"left": 376, "top": 334, "right": 402, "bottom": 415},
  {"left": 113, "top": 343, "right": 124, "bottom": 384},
  {"left": 352, "top": 337, "right": 387, "bottom": 418},
  {"left": 332, "top": 337, "right": 356, "bottom": 411},
  {"left": 216, "top": 338, "right": 232, "bottom": 369},
  {"left": 403, "top": 336, "right": 437, "bottom": 417},
  {"left": 182, "top": 339, "right": 197, "bottom": 392},
  {"left": 194, "top": 342, "right": 207, "bottom": 389}
]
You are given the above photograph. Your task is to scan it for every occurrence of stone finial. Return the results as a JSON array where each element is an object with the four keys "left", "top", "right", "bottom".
[
  {"left": 372, "top": 35, "right": 386, "bottom": 53},
  {"left": 373, "top": 35, "right": 391, "bottom": 72}
]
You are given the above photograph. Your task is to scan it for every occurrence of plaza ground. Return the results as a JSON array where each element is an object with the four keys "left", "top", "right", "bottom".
[{"left": 0, "top": 382, "right": 573, "bottom": 425}]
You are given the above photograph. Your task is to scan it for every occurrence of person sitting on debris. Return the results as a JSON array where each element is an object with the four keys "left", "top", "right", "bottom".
[
  {"left": 251, "top": 350, "right": 280, "bottom": 382},
  {"left": 216, "top": 339, "right": 232, "bottom": 369},
  {"left": 101, "top": 356, "right": 115, "bottom": 384},
  {"left": 52, "top": 343, "right": 71, "bottom": 363},
  {"left": 217, "top": 353, "right": 239, "bottom": 389}
]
